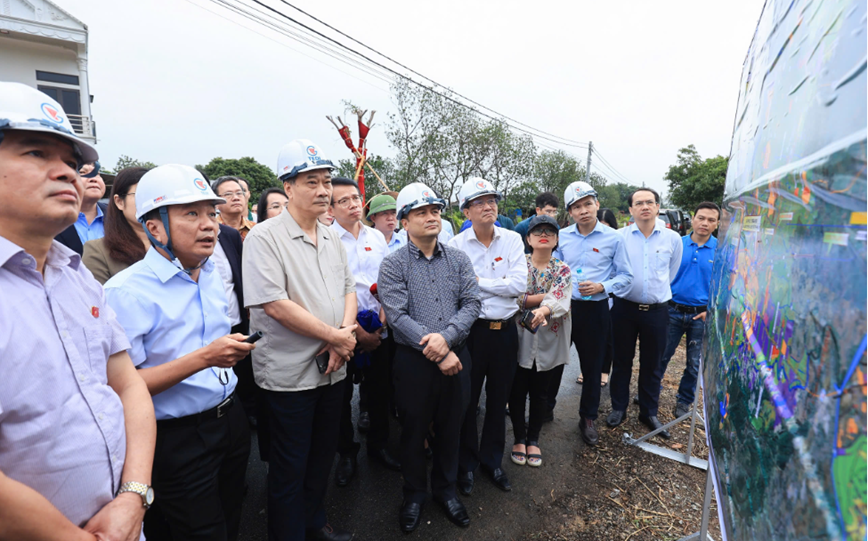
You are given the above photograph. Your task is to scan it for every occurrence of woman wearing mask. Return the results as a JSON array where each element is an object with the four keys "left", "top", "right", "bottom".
[
  {"left": 82, "top": 167, "right": 150, "bottom": 284},
  {"left": 509, "top": 215, "right": 572, "bottom": 468}
]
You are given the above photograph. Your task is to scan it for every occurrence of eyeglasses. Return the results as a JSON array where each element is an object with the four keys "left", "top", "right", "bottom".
[
  {"left": 219, "top": 190, "right": 246, "bottom": 199},
  {"left": 530, "top": 229, "right": 557, "bottom": 238},
  {"left": 334, "top": 194, "right": 362, "bottom": 208},
  {"left": 469, "top": 198, "right": 498, "bottom": 209},
  {"left": 632, "top": 200, "right": 657, "bottom": 208}
]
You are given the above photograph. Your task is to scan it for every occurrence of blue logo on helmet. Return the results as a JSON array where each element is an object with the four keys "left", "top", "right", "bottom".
[{"left": 193, "top": 178, "right": 208, "bottom": 192}]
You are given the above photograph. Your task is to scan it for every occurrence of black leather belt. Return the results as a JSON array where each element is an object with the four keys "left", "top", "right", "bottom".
[
  {"left": 617, "top": 298, "right": 668, "bottom": 312},
  {"left": 474, "top": 318, "right": 513, "bottom": 331},
  {"left": 669, "top": 301, "right": 707, "bottom": 314},
  {"left": 157, "top": 394, "right": 236, "bottom": 428}
]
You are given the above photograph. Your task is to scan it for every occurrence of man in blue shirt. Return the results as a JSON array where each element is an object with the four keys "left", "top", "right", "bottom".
[
  {"left": 606, "top": 188, "right": 683, "bottom": 439},
  {"left": 553, "top": 181, "right": 632, "bottom": 446},
  {"left": 513, "top": 192, "right": 559, "bottom": 254},
  {"left": 657, "top": 202, "right": 720, "bottom": 419},
  {"left": 105, "top": 164, "right": 256, "bottom": 540}
]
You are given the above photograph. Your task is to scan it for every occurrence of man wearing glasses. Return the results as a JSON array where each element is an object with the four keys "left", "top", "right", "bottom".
[
  {"left": 606, "top": 188, "right": 682, "bottom": 440},
  {"left": 214, "top": 176, "right": 255, "bottom": 240},
  {"left": 329, "top": 177, "right": 401, "bottom": 487},
  {"left": 450, "top": 177, "right": 527, "bottom": 495}
]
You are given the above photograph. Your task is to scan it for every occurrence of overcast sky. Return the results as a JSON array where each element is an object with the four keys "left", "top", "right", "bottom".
[{"left": 60, "top": 0, "right": 762, "bottom": 194}]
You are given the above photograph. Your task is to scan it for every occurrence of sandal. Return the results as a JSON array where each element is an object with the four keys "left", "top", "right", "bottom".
[
  {"left": 511, "top": 441, "right": 527, "bottom": 466},
  {"left": 576, "top": 374, "right": 584, "bottom": 384},
  {"left": 526, "top": 441, "right": 542, "bottom": 467}
]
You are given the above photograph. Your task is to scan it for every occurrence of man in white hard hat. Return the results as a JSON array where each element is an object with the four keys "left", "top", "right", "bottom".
[
  {"left": 104, "top": 164, "right": 256, "bottom": 540},
  {"left": 449, "top": 177, "right": 527, "bottom": 495},
  {"left": 553, "top": 181, "right": 633, "bottom": 446},
  {"left": 243, "top": 139, "right": 357, "bottom": 541},
  {"left": 0, "top": 81, "right": 156, "bottom": 540},
  {"left": 378, "top": 182, "right": 480, "bottom": 533},
  {"left": 329, "top": 177, "right": 401, "bottom": 488}
]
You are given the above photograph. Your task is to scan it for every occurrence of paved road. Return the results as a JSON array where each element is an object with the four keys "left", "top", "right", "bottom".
[{"left": 239, "top": 348, "right": 596, "bottom": 540}]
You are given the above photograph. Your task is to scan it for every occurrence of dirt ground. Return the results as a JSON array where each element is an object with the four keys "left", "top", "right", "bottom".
[{"left": 238, "top": 338, "right": 723, "bottom": 541}]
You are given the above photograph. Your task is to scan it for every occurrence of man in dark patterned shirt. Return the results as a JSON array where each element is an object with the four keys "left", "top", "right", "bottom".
[{"left": 378, "top": 182, "right": 481, "bottom": 534}]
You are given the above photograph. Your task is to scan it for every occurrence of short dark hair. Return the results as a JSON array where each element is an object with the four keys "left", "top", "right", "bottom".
[
  {"left": 330, "top": 177, "right": 360, "bottom": 204},
  {"left": 257, "top": 187, "right": 288, "bottom": 224},
  {"left": 212, "top": 176, "right": 245, "bottom": 196},
  {"left": 597, "top": 208, "right": 618, "bottom": 229},
  {"left": 628, "top": 188, "right": 660, "bottom": 207},
  {"left": 535, "top": 191, "right": 558, "bottom": 210},
  {"left": 141, "top": 208, "right": 161, "bottom": 224},
  {"left": 694, "top": 201, "right": 721, "bottom": 219}
]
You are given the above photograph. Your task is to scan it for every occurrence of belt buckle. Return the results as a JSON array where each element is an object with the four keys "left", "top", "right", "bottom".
[
  {"left": 490, "top": 321, "right": 502, "bottom": 330},
  {"left": 639, "top": 304, "right": 650, "bottom": 312},
  {"left": 217, "top": 397, "right": 231, "bottom": 418}
]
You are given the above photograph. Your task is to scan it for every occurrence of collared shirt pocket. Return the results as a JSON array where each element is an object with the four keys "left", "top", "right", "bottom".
[{"left": 82, "top": 323, "right": 113, "bottom": 384}]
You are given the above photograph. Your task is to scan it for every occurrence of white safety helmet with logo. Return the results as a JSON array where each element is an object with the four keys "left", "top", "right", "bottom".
[
  {"left": 0, "top": 81, "right": 98, "bottom": 165},
  {"left": 457, "top": 176, "right": 502, "bottom": 210},
  {"left": 395, "top": 182, "right": 446, "bottom": 221},
  {"left": 564, "top": 180, "right": 598, "bottom": 210},
  {"left": 277, "top": 139, "right": 336, "bottom": 182},
  {"left": 136, "top": 164, "right": 226, "bottom": 272}
]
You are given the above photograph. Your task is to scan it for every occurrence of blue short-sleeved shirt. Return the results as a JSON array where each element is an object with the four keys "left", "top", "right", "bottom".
[
  {"left": 670, "top": 234, "right": 718, "bottom": 307},
  {"left": 105, "top": 248, "right": 237, "bottom": 420}
]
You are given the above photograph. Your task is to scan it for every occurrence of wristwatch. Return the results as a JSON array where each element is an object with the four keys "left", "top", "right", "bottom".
[{"left": 117, "top": 481, "right": 155, "bottom": 509}]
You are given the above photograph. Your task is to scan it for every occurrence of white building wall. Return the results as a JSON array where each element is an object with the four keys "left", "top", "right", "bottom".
[{"left": 0, "top": 35, "right": 80, "bottom": 86}]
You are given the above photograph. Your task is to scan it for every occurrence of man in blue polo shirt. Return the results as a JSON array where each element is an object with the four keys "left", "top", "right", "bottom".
[{"left": 656, "top": 202, "right": 720, "bottom": 419}]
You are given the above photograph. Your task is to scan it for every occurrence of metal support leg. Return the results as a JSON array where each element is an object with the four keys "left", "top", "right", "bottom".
[{"left": 677, "top": 467, "right": 715, "bottom": 541}]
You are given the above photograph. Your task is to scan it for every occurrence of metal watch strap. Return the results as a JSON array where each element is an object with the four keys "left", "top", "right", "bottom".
[{"left": 117, "top": 481, "right": 152, "bottom": 508}]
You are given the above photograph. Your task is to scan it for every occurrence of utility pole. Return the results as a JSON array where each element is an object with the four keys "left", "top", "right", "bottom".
[{"left": 585, "top": 141, "right": 593, "bottom": 183}]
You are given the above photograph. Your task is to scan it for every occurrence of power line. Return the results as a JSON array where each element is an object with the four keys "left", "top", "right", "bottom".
[
  {"left": 274, "top": 0, "right": 590, "bottom": 149},
  {"left": 218, "top": 0, "right": 590, "bottom": 150},
  {"left": 591, "top": 146, "right": 636, "bottom": 185}
]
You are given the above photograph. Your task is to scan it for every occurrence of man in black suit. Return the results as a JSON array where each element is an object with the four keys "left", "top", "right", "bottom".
[
  {"left": 211, "top": 224, "right": 259, "bottom": 429},
  {"left": 54, "top": 162, "right": 107, "bottom": 255}
]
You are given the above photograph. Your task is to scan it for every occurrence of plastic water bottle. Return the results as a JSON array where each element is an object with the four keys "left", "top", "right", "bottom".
[{"left": 576, "top": 268, "right": 593, "bottom": 300}]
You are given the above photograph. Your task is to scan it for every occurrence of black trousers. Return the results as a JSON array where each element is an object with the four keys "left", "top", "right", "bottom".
[
  {"left": 572, "top": 299, "right": 611, "bottom": 421},
  {"left": 265, "top": 382, "right": 343, "bottom": 540},
  {"left": 609, "top": 298, "right": 670, "bottom": 416},
  {"left": 459, "top": 319, "right": 519, "bottom": 473},
  {"left": 394, "top": 344, "right": 470, "bottom": 504},
  {"left": 509, "top": 362, "right": 555, "bottom": 444},
  {"left": 144, "top": 396, "right": 250, "bottom": 541},
  {"left": 337, "top": 343, "right": 391, "bottom": 456}
]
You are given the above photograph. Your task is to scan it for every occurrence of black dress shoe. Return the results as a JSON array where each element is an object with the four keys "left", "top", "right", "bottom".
[
  {"left": 334, "top": 455, "right": 357, "bottom": 487},
  {"left": 399, "top": 500, "right": 423, "bottom": 533},
  {"left": 435, "top": 497, "right": 470, "bottom": 527},
  {"left": 638, "top": 415, "right": 671, "bottom": 439},
  {"left": 357, "top": 411, "right": 371, "bottom": 433},
  {"left": 307, "top": 523, "right": 354, "bottom": 541},
  {"left": 457, "top": 471, "right": 474, "bottom": 496},
  {"left": 371, "top": 448, "right": 402, "bottom": 471},
  {"left": 633, "top": 395, "right": 640, "bottom": 405},
  {"left": 606, "top": 409, "right": 627, "bottom": 427},
  {"left": 578, "top": 417, "right": 599, "bottom": 446},
  {"left": 424, "top": 446, "right": 433, "bottom": 460},
  {"left": 482, "top": 467, "right": 512, "bottom": 492}
]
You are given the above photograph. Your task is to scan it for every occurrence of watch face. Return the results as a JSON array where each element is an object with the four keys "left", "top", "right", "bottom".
[{"left": 145, "top": 487, "right": 155, "bottom": 505}]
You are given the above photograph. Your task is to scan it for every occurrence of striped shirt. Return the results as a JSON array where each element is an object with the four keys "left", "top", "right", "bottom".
[{"left": 0, "top": 237, "right": 129, "bottom": 527}]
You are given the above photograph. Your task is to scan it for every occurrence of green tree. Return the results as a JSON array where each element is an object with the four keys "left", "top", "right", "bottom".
[
  {"left": 195, "top": 157, "right": 279, "bottom": 205},
  {"left": 663, "top": 145, "right": 727, "bottom": 211},
  {"left": 111, "top": 154, "right": 157, "bottom": 173}
]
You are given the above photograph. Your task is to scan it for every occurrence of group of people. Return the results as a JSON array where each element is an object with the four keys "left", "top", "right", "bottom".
[{"left": 0, "top": 81, "right": 721, "bottom": 541}]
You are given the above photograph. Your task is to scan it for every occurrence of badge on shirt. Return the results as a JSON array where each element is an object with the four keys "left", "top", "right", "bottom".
[
  {"left": 592, "top": 248, "right": 600, "bottom": 253},
  {"left": 364, "top": 246, "right": 372, "bottom": 251},
  {"left": 91, "top": 306, "right": 100, "bottom": 318},
  {"left": 492, "top": 256, "right": 505, "bottom": 269}
]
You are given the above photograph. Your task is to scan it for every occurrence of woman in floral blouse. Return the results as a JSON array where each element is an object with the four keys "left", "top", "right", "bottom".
[{"left": 509, "top": 215, "right": 572, "bottom": 467}]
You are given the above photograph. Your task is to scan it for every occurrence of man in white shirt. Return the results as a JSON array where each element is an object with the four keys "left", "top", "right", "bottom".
[
  {"left": 449, "top": 177, "right": 527, "bottom": 495},
  {"left": 330, "top": 178, "right": 401, "bottom": 486},
  {"left": 606, "top": 188, "right": 683, "bottom": 439}
]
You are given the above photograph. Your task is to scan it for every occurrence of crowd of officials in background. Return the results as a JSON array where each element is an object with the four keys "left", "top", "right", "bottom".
[{"left": 0, "top": 82, "right": 721, "bottom": 541}]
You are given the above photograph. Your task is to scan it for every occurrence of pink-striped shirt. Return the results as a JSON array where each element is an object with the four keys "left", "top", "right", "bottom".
[{"left": 0, "top": 237, "right": 130, "bottom": 527}]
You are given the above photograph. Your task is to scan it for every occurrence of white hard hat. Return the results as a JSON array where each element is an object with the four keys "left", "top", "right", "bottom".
[
  {"left": 277, "top": 139, "right": 335, "bottom": 181},
  {"left": 457, "top": 177, "right": 502, "bottom": 210},
  {"left": 396, "top": 182, "right": 446, "bottom": 221},
  {"left": 0, "top": 81, "right": 98, "bottom": 164},
  {"left": 136, "top": 164, "right": 226, "bottom": 221},
  {"left": 564, "top": 181, "right": 597, "bottom": 209}
]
